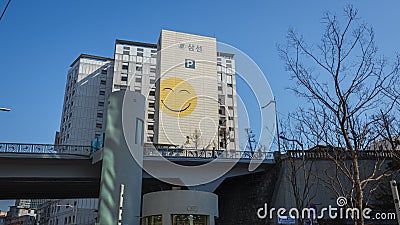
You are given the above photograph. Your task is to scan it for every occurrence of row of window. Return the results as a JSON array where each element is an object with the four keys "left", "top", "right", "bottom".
[
  {"left": 121, "top": 46, "right": 157, "bottom": 57},
  {"left": 120, "top": 74, "right": 156, "bottom": 84},
  {"left": 121, "top": 62, "right": 156, "bottom": 73}
]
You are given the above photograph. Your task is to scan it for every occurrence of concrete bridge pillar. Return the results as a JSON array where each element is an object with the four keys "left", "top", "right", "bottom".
[{"left": 98, "top": 90, "right": 145, "bottom": 225}]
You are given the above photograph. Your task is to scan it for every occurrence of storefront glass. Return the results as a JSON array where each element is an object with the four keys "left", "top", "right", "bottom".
[
  {"left": 143, "top": 215, "right": 162, "bottom": 225},
  {"left": 171, "top": 214, "right": 207, "bottom": 225}
]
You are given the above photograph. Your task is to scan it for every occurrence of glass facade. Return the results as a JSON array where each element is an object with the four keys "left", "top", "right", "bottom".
[
  {"left": 171, "top": 214, "right": 207, "bottom": 225},
  {"left": 143, "top": 215, "right": 162, "bottom": 225}
]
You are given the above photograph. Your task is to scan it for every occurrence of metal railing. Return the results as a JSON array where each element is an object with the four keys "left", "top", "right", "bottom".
[
  {"left": 0, "top": 142, "right": 276, "bottom": 160},
  {"left": 144, "top": 146, "right": 274, "bottom": 160},
  {"left": 283, "top": 150, "right": 397, "bottom": 160},
  {"left": 0, "top": 143, "right": 93, "bottom": 157}
]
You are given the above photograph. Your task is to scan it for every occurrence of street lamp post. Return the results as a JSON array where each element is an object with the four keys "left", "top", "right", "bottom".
[{"left": 261, "top": 98, "right": 281, "bottom": 153}]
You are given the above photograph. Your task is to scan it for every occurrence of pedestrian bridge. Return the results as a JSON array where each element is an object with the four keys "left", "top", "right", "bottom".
[{"left": 0, "top": 142, "right": 275, "bottom": 199}]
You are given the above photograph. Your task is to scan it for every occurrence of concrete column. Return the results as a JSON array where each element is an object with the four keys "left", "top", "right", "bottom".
[{"left": 98, "top": 90, "right": 145, "bottom": 225}]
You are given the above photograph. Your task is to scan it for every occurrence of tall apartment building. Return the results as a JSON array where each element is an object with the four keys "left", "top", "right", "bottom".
[{"left": 58, "top": 29, "right": 239, "bottom": 151}]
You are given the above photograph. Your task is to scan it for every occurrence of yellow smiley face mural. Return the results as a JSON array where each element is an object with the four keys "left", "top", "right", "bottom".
[{"left": 159, "top": 77, "right": 197, "bottom": 117}]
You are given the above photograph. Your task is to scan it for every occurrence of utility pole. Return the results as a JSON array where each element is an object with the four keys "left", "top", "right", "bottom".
[{"left": 261, "top": 99, "right": 280, "bottom": 153}]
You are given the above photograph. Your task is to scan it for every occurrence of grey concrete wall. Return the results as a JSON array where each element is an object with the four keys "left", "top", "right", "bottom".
[
  {"left": 98, "top": 90, "right": 145, "bottom": 225},
  {"left": 271, "top": 158, "right": 394, "bottom": 224},
  {"left": 215, "top": 166, "right": 279, "bottom": 225}
]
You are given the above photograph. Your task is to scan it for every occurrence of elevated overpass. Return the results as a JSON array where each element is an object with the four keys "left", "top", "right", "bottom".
[{"left": 0, "top": 142, "right": 275, "bottom": 199}]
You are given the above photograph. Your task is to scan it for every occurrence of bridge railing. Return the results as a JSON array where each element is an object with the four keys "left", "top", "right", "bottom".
[
  {"left": 283, "top": 150, "right": 396, "bottom": 160},
  {"left": 144, "top": 146, "right": 274, "bottom": 160},
  {"left": 0, "top": 143, "right": 92, "bottom": 157}
]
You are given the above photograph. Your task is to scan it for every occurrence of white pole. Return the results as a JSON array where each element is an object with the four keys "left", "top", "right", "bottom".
[
  {"left": 390, "top": 180, "right": 400, "bottom": 225},
  {"left": 118, "top": 184, "right": 125, "bottom": 225}
]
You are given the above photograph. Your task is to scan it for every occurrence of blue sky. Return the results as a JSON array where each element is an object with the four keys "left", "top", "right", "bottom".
[{"left": 0, "top": 0, "right": 399, "bottom": 211}]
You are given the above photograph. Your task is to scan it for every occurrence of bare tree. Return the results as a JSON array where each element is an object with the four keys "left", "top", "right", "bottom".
[
  {"left": 190, "top": 129, "right": 202, "bottom": 150},
  {"left": 279, "top": 5, "right": 400, "bottom": 225}
]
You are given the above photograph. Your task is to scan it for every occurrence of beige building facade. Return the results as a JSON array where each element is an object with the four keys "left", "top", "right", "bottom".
[
  {"left": 58, "top": 29, "right": 239, "bottom": 151},
  {"left": 154, "top": 30, "right": 220, "bottom": 149}
]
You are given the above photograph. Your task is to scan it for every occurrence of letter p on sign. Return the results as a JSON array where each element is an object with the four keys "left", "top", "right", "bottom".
[{"left": 185, "top": 59, "right": 195, "bottom": 69}]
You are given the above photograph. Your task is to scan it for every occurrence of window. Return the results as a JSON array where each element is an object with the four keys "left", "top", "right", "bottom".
[
  {"left": 135, "top": 88, "right": 141, "bottom": 93},
  {"left": 149, "top": 102, "right": 155, "bottom": 108},
  {"left": 218, "top": 86, "right": 222, "bottom": 91},
  {"left": 135, "top": 77, "right": 142, "bottom": 83},
  {"left": 98, "top": 101, "right": 104, "bottom": 107},
  {"left": 219, "top": 106, "right": 225, "bottom": 115},
  {"left": 97, "top": 112, "right": 103, "bottom": 118},
  {"left": 171, "top": 215, "right": 207, "bottom": 225},
  {"left": 121, "top": 76, "right": 128, "bottom": 81},
  {"left": 149, "top": 91, "right": 155, "bottom": 96},
  {"left": 227, "top": 94, "right": 233, "bottom": 98},
  {"left": 123, "top": 50, "right": 130, "bottom": 55},
  {"left": 101, "top": 69, "right": 107, "bottom": 74},
  {"left": 136, "top": 66, "right": 142, "bottom": 72},
  {"left": 99, "top": 90, "right": 105, "bottom": 95},
  {"left": 148, "top": 113, "right": 154, "bottom": 119},
  {"left": 229, "top": 127, "right": 234, "bottom": 131},
  {"left": 135, "top": 118, "right": 144, "bottom": 146},
  {"left": 137, "top": 52, "right": 143, "bottom": 57},
  {"left": 143, "top": 215, "right": 162, "bottom": 225},
  {"left": 100, "top": 80, "right": 106, "bottom": 85},
  {"left": 150, "top": 79, "right": 155, "bottom": 84},
  {"left": 229, "top": 116, "right": 234, "bottom": 120},
  {"left": 137, "top": 48, "right": 143, "bottom": 52},
  {"left": 122, "top": 62, "right": 129, "bottom": 70},
  {"left": 123, "top": 46, "right": 130, "bottom": 50},
  {"left": 68, "top": 123, "right": 71, "bottom": 128},
  {"left": 227, "top": 75, "right": 232, "bottom": 84},
  {"left": 64, "top": 217, "right": 67, "bottom": 225},
  {"left": 96, "top": 123, "right": 102, "bottom": 129},
  {"left": 148, "top": 124, "right": 154, "bottom": 130},
  {"left": 150, "top": 67, "right": 156, "bottom": 73}
]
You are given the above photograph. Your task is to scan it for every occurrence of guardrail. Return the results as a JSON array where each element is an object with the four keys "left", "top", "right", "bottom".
[
  {"left": 144, "top": 146, "right": 274, "bottom": 160},
  {"left": 0, "top": 143, "right": 92, "bottom": 157}
]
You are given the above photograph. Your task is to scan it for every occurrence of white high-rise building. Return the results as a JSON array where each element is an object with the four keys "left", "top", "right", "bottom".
[{"left": 58, "top": 29, "right": 239, "bottom": 151}]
